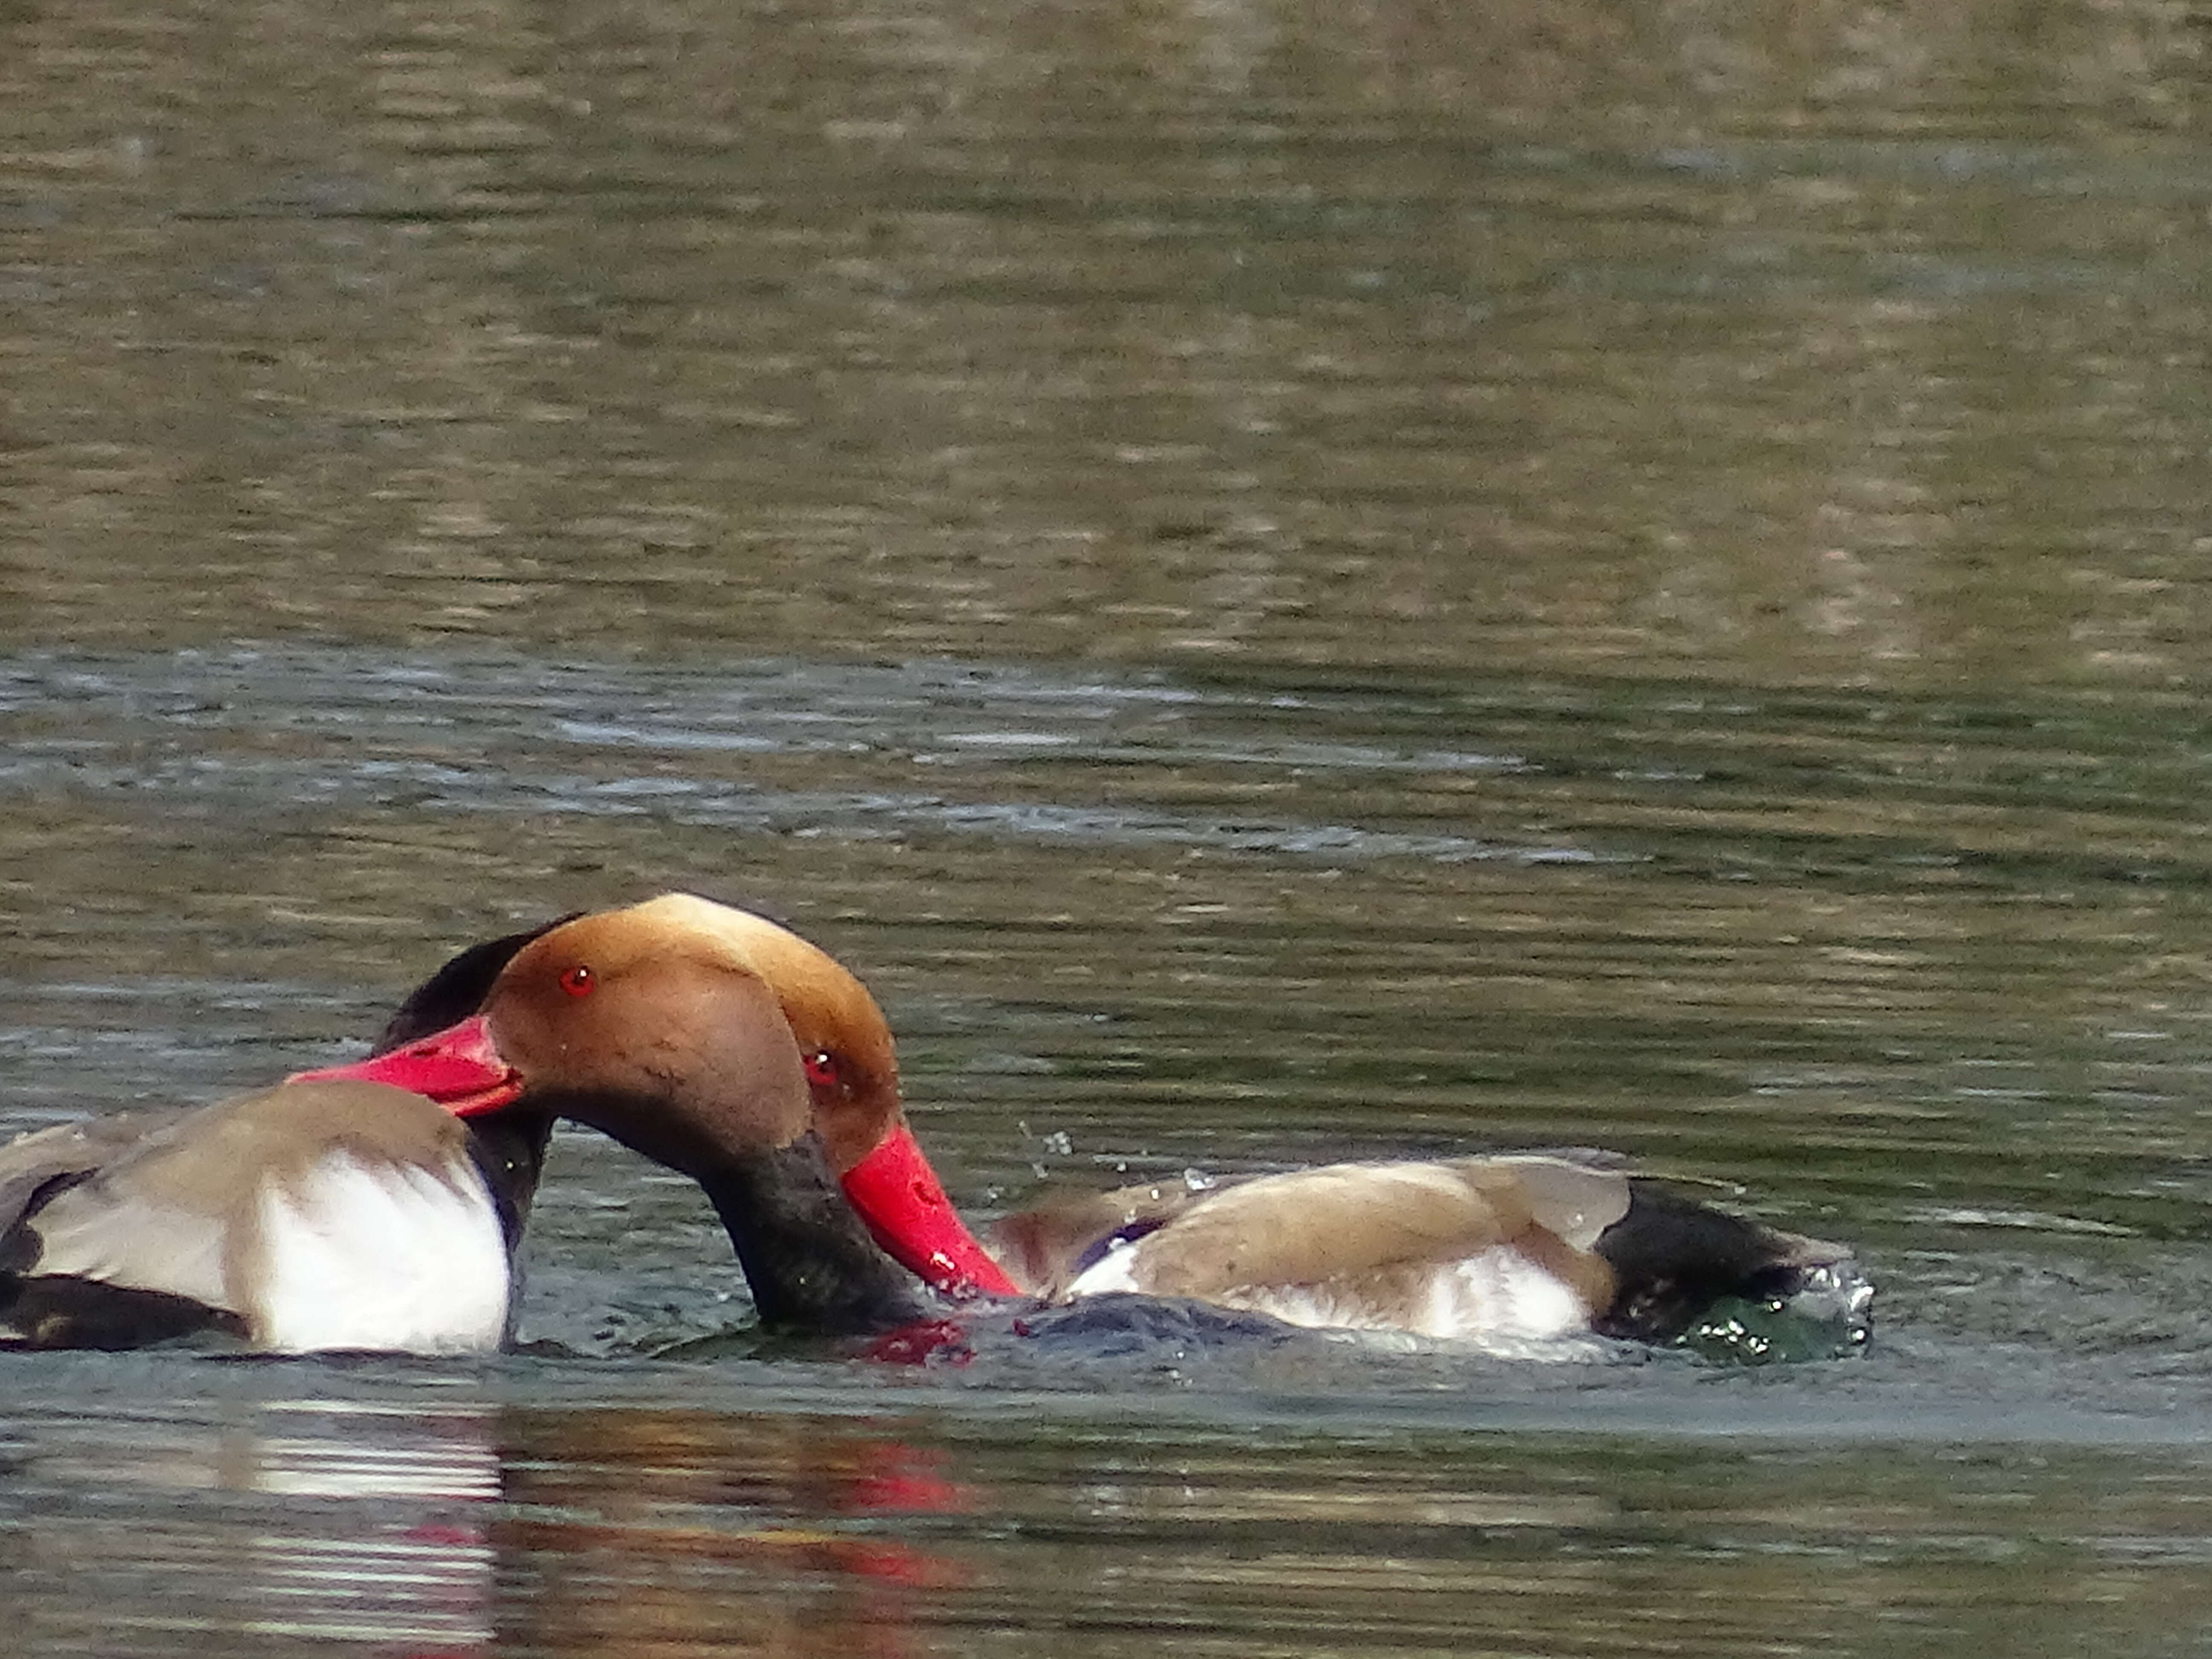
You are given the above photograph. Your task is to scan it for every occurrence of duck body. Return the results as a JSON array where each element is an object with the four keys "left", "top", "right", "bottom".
[
  {"left": 991, "top": 1156, "right": 1868, "bottom": 1351},
  {"left": 0, "top": 1080, "right": 525, "bottom": 1352}
]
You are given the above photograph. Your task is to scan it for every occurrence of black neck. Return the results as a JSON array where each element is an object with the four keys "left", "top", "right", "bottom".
[
  {"left": 462, "top": 1110, "right": 556, "bottom": 1254},
  {"left": 698, "top": 1130, "right": 935, "bottom": 1336}
]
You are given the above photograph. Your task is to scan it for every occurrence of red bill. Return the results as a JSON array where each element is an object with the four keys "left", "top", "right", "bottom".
[
  {"left": 841, "top": 1122, "right": 1020, "bottom": 1299},
  {"left": 290, "top": 1013, "right": 524, "bottom": 1117}
]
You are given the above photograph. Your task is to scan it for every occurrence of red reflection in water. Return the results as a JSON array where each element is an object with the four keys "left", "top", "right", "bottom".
[{"left": 488, "top": 1406, "right": 975, "bottom": 1659}]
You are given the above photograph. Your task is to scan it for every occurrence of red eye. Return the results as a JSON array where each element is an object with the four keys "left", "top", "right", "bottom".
[
  {"left": 559, "top": 964, "right": 595, "bottom": 998},
  {"left": 803, "top": 1050, "right": 839, "bottom": 1091}
]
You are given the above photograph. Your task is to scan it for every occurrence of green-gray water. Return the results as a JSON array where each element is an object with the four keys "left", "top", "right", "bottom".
[{"left": 9, "top": 2, "right": 2212, "bottom": 1653}]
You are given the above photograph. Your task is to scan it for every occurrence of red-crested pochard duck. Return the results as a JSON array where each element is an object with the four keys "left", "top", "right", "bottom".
[
  {"left": 355, "top": 894, "right": 1016, "bottom": 1304},
  {"left": 987, "top": 1158, "right": 1866, "bottom": 1349},
  {"left": 311, "top": 895, "right": 946, "bottom": 1336},
  {"left": 375, "top": 895, "right": 1869, "bottom": 1353}
]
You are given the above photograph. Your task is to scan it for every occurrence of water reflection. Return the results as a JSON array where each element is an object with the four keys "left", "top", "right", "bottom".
[
  {"left": 14, "top": 1380, "right": 2212, "bottom": 1659},
  {"left": 0, "top": 1394, "right": 499, "bottom": 1653},
  {"left": 0, "top": 1387, "right": 985, "bottom": 1657},
  {"left": 494, "top": 1408, "right": 967, "bottom": 1658},
  {"left": 489, "top": 1401, "right": 2212, "bottom": 1659}
]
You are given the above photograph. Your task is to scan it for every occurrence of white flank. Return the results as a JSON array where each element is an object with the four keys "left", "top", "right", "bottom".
[
  {"left": 1434, "top": 1249, "right": 1587, "bottom": 1340},
  {"left": 251, "top": 1154, "right": 509, "bottom": 1354}
]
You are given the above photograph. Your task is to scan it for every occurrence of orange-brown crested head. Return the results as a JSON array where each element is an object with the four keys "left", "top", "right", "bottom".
[
  {"left": 646, "top": 897, "right": 906, "bottom": 1172},
  {"left": 482, "top": 895, "right": 907, "bottom": 1176}
]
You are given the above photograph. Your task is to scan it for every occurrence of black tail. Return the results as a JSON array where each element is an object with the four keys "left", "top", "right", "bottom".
[{"left": 1593, "top": 1181, "right": 1869, "bottom": 1347}]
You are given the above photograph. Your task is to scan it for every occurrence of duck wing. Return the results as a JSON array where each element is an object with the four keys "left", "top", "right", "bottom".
[
  {"left": 0, "top": 1101, "right": 241, "bottom": 1345},
  {"left": 0, "top": 1109, "right": 196, "bottom": 1257}
]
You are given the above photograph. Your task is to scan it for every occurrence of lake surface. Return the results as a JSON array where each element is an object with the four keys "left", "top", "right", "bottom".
[{"left": 9, "top": 1, "right": 2212, "bottom": 1653}]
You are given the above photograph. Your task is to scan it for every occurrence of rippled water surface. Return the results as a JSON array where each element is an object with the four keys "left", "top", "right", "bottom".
[{"left": 10, "top": 0, "right": 2212, "bottom": 1653}]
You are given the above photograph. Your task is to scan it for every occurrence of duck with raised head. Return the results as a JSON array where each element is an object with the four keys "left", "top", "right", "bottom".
[
  {"left": 354, "top": 894, "right": 1016, "bottom": 1305},
  {"left": 370, "top": 894, "right": 1870, "bottom": 1352},
  {"left": 307, "top": 894, "right": 949, "bottom": 1336}
]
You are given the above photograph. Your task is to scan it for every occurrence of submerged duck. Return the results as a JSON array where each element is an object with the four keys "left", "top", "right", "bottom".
[
  {"left": 374, "top": 895, "right": 1871, "bottom": 1351},
  {"left": 989, "top": 1157, "right": 1866, "bottom": 1349}
]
